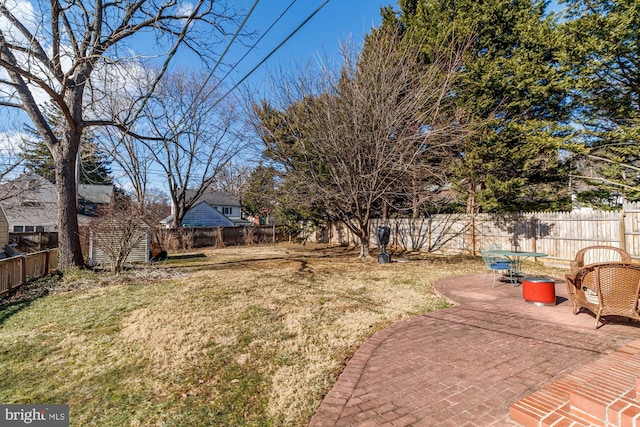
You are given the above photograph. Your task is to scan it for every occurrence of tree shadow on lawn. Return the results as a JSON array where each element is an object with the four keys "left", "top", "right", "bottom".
[
  {"left": 0, "top": 298, "right": 37, "bottom": 326},
  {"left": 0, "top": 271, "right": 62, "bottom": 325},
  {"left": 165, "top": 253, "right": 207, "bottom": 260},
  {"left": 156, "top": 245, "right": 362, "bottom": 271}
]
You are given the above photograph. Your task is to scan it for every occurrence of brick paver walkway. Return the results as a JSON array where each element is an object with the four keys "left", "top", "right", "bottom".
[{"left": 310, "top": 274, "right": 640, "bottom": 426}]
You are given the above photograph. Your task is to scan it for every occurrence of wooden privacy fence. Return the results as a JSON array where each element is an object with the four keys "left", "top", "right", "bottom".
[
  {"left": 158, "top": 225, "right": 287, "bottom": 249},
  {"left": 9, "top": 232, "right": 59, "bottom": 252},
  {"left": 324, "top": 202, "right": 640, "bottom": 265},
  {"left": 0, "top": 248, "right": 59, "bottom": 297}
]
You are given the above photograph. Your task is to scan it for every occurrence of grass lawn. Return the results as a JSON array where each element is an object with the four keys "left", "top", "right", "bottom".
[{"left": 0, "top": 243, "right": 561, "bottom": 426}]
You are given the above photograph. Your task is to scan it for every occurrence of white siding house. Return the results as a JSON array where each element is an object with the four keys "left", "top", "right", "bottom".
[
  {"left": 181, "top": 201, "right": 235, "bottom": 227},
  {"left": 162, "top": 190, "right": 251, "bottom": 227}
]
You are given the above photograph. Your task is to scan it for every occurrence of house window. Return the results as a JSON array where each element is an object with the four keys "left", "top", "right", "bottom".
[
  {"left": 25, "top": 226, "right": 34, "bottom": 232},
  {"left": 13, "top": 226, "right": 23, "bottom": 232},
  {"left": 36, "top": 226, "right": 45, "bottom": 232},
  {"left": 222, "top": 207, "right": 232, "bottom": 216}
]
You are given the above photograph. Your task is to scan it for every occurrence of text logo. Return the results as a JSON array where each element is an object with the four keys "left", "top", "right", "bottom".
[{"left": 1, "top": 405, "right": 69, "bottom": 426}]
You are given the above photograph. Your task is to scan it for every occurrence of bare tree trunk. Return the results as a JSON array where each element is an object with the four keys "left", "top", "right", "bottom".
[
  {"left": 54, "top": 133, "right": 84, "bottom": 268},
  {"left": 358, "top": 220, "right": 370, "bottom": 258},
  {"left": 359, "top": 238, "right": 370, "bottom": 258},
  {"left": 466, "top": 183, "right": 482, "bottom": 214},
  {"left": 412, "top": 176, "right": 420, "bottom": 220},
  {"left": 466, "top": 192, "right": 475, "bottom": 215}
]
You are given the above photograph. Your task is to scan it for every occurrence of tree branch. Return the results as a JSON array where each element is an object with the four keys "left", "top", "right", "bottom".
[{"left": 571, "top": 174, "right": 640, "bottom": 192}]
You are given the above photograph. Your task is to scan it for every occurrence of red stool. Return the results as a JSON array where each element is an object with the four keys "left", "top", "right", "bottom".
[{"left": 522, "top": 277, "right": 556, "bottom": 306}]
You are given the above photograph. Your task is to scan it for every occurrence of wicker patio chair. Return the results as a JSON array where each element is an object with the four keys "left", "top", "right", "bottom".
[
  {"left": 568, "top": 245, "right": 632, "bottom": 280},
  {"left": 565, "top": 262, "right": 640, "bottom": 329}
]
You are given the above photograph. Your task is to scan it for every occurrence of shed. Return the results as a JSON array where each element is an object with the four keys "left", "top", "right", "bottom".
[
  {"left": 0, "top": 204, "right": 10, "bottom": 250},
  {"left": 82, "top": 216, "right": 151, "bottom": 267}
]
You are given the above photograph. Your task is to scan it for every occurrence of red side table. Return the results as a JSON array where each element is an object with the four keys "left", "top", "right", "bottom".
[{"left": 522, "top": 277, "right": 556, "bottom": 306}]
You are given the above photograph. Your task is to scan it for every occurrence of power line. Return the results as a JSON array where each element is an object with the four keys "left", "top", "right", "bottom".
[
  {"left": 194, "top": 0, "right": 262, "bottom": 100},
  {"left": 154, "top": 0, "right": 263, "bottom": 140},
  {"left": 214, "top": 0, "right": 331, "bottom": 107},
  {"left": 211, "top": 0, "right": 298, "bottom": 95},
  {"left": 109, "top": 1, "right": 333, "bottom": 194}
]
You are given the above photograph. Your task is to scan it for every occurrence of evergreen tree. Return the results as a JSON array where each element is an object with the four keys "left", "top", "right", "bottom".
[
  {"left": 21, "top": 102, "right": 113, "bottom": 185},
  {"left": 243, "top": 162, "right": 278, "bottom": 225},
  {"left": 389, "top": 0, "right": 573, "bottom": 213},
  {"left": 560, "top": 0, "right": 640, "bottom": 206}
]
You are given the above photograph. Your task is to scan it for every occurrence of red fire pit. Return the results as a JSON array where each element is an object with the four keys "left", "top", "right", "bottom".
[{"left": 522, "top": 277, "right": 556, "bottom": 306}]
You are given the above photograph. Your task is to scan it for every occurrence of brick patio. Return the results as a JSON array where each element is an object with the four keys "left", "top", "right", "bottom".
[{"left": 310, "top": 273, "right": 640, "bottom": 426}]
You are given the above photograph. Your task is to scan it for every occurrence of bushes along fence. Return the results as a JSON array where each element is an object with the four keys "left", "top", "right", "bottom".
[
  {"left": 0, "top": 249, "right": 59, "bottom": 297},
  {"left": 324, "top": 202, "right": 640, "bottom": 265}
]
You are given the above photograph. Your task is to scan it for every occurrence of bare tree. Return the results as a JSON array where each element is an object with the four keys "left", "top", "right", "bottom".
[
  {"left": 0, "top": 111, "right": 27, "bottom": 182},
  {"left": 214, "top": 161, "right": 252, "bottom": 201},
  {"left": 131, "top": 69, "right": 246, "bottom": 227},
  {"left": 98, "top": 127, "right": 155, "bottom": 210},
  {"left": 0, "top": 1, "right": 243, "bottom": 268},
  {"left": 0, "top": 134, "right": 23, "bottom": 184},
  {"left": 253, "top": 28, "right": 472, "bottom": 257},
  {"left": 95, "top": 65, "right": 158, "bottom": 210}
]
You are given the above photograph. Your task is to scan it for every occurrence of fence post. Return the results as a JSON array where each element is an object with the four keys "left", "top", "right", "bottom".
[
  {"left": 620, "top": 207, "right": 627, "bottom": 250},
  {"left": 20, "top": 255, "right": 26, "bottom": 285},
  {"left": 471, "top": 215, "right": 476, "bottom": 256},
  {"left": 531, "top": 218, "right": 538, "bottom": 253},
  {"left": 394, "top": 220, "right": 399, "bottom": 249}
]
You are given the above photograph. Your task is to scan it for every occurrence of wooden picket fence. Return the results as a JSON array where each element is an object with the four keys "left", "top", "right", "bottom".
[
  {"left": 0, "top": 249, "right": 59, "bottom": 297},
  {"left": 324, "top": 202, "right": 640, "bottom": 265}
]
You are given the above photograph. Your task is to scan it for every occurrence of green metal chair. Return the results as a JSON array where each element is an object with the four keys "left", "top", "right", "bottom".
[{"left": 480, "top": 247, "right": 515, "bottom": 287}]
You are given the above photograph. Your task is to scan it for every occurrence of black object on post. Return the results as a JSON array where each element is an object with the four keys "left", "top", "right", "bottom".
[{"left": 377, "top": 226, "right": 391, "bottom": 263}]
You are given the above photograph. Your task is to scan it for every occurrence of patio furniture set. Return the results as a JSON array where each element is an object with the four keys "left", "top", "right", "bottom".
[{"left": 482, "top": 244, "right": 640, "bottom": 329}]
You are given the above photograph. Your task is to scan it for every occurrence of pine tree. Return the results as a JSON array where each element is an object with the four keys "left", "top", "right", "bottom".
[
  {"left": 21, "top": 102, "right": 113, "bottom": 185},
  {"left": 560, "top": 0, "right": 640, "bottom": 206},
  {"left": 390, "top": 0, "right": 573, "bottom": 213},
  {"left": 243, "top": 162, "right": 278, "bottom": 225}
]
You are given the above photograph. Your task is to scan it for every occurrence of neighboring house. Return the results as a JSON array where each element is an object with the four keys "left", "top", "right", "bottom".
[
  {"left": 78, "top": 184, "right": 114, "bottom": 216},
  {"left": 162, "top": 190, "right": 252, "bottom": 227},
  {"left": 0, "top": 174, "right": 147, "bottom": 265},
  {"left": 0, "top": 174, "right": 115, "bottom": 233},
  {"left": 181, "top": 201, "right": 234, "bottom": 227},
  {"left": 0, "top": 174, "right": 58, "bottom": 232}
]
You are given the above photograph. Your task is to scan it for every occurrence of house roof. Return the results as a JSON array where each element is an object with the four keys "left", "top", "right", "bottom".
[
  {"left": 186, "top": 189, "right": 240, "bottom": 207},
  {"left": 0, "top": 174, "right": 58, "bottom": 227},
  {"left": 0, "top": 174, "right": 57, "bottom": 204},
  {"left": 78, "top": 184, "right": 113, "bottom": 204}
]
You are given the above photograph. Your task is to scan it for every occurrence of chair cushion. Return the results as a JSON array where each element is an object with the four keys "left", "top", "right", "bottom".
[
  {"left": 490, "top": 262, "right": 511, "bottom": 269},
  {"left": 583, "top": 287, "right": 599, "bottom": 305}
]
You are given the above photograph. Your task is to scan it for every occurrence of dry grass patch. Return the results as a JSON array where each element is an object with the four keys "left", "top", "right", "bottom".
[{"left": 0, "top": 243, "right": 558, "bottom": 426}]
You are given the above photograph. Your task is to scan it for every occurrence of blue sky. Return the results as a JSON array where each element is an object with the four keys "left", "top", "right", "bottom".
[
  {"left": 2, "top": 0, "right": 567, "bottom": 190},
  {"left": 0, "top": 0, "right": 394, "bottom": 190},
  {"left": 215, "top": 0, "right": 563, "bottom": 97},
  {"left": 223, "top": 1, "right": 392, "bottom": 89}
]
